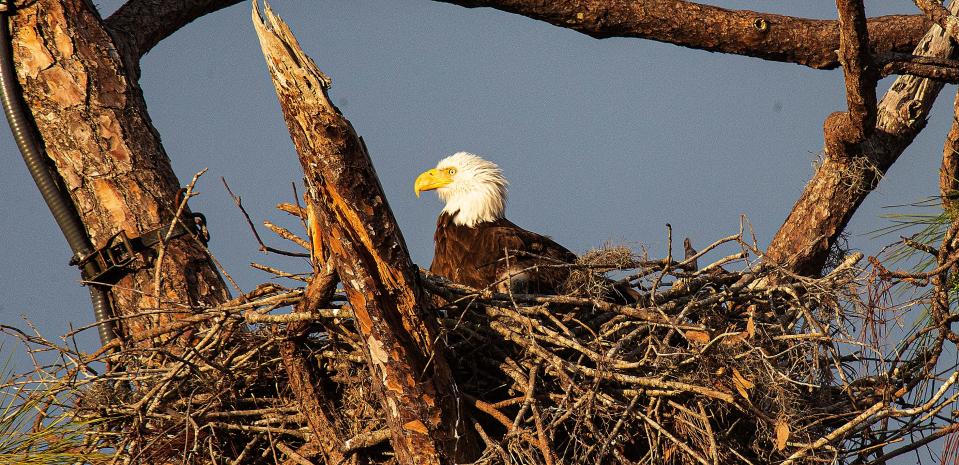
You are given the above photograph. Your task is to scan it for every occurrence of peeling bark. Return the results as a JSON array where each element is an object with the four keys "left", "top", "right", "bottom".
[
  {"left": 10, "top": 0, "right": 228, "bottom": 342},
  {"left": 252, "top": 4, "right": 477, "bottom": 463}
]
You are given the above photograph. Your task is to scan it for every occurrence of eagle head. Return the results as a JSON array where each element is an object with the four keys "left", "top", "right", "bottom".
[{"left": 414, "top": 152, "right": 508, "bottom": 227}]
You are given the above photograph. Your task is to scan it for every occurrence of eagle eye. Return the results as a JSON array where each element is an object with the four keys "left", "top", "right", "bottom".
[{"left": 448, "top": 168, "right": 456, "bottom": 175}]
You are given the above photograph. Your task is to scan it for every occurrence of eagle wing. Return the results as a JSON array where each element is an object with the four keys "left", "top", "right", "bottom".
[{"left": 431, "top": 214, "right": 575, "bottom": 293}]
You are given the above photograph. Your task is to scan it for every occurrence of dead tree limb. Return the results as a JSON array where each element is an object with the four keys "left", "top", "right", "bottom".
[
  {"left": 251, "top": 3, "right": 477, "bottom": 463},
  {"left": 914, "top": 0, "right": 959, "bottom": 39},
  {"left": 10, "top": 0, "right": 228, "bottom": 341},
  {"left": 767, "top": 1, "right": 959, "bottom": 276},
  {"left": 881, "top": 54, "right": 959, "bottom": 83},
  {"left": 432, "top": 0, "right": 929, "bottom": 70}
]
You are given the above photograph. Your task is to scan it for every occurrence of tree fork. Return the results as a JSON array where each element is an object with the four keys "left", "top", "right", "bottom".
[
  {"left": 251, "top": 3, "right": 478, "bottom": 464},
  {"left": 768, "top": 0, "right": 959, "bottom": 276},
  {"left": 9, "top": 0, "right": 228, "bottom": 342},
  {"left": 829, "top": 0, "right": 878, "bottom": 147}
]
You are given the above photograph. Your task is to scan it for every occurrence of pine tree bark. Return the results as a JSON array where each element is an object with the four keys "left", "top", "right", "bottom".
[
  {"left": 252, "top": 4, "right": 478, "bottom": 463},
  {"left": 10, "top": 0, "right": 229, "bottom": 342}
]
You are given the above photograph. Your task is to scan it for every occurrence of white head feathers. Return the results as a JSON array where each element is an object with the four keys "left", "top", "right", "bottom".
[{"left": 434, "top": 152, "right": 508, "bottom": 227}]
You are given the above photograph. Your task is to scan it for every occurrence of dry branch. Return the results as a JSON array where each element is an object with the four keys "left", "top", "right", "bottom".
[
  {"left": 278, "top": 270, "right": 344, "bottom": 465},
  {"left": 914, "top": 0, "right": 959, "bottom": 39},
  {"left": 9, "top": 229, "right": 927, "bottom": 465},
  {"left": 7, "top": 205, "right": 959, "bottom": 465}
]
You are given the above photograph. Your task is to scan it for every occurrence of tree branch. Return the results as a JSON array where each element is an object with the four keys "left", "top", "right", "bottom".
[
  {"left": 767, "top": 0, "right": 959, "bottom": 276},
  {"left": 881, "top": 53, "right": 959, "bottom": 83},
  {"left": 105, "top": 0, "right": 243, "bottom": 62},
  {"left": 432, "top": 0, "right": 929, "bottom": 70},
  {"left": 829, "top": 0, "right": 877, "bottom": 147},
  {"left": 278, "top": 270, "right": 345, "bottom": 465},
  {"left": 943, "top": 89, "right": 959, "bottom": 210}
]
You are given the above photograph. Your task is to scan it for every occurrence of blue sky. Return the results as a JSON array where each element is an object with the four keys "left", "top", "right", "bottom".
[{"left": 0, "top": 0, "right": 952, "bottom": 418}]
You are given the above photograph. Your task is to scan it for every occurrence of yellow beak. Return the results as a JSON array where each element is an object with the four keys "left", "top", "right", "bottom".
[{"left": 414, "top": 168, "right": 453, "bottom": 197}]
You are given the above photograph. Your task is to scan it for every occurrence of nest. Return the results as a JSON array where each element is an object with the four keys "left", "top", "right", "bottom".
[{"left": 0, "top": 229, "right": 874, "bottom": 465}]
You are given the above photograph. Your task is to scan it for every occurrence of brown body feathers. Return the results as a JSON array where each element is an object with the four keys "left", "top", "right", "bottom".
[{"left": 430, "top": 212, "right": 575, "bottom": 294}]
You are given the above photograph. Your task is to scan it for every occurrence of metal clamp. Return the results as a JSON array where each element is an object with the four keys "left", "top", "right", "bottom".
[
  {"left": 70, "top": 213, "right": 208, "bottom": 285},
  {"left": 72, "top": 231, "right": 137, "bottom": 284}
]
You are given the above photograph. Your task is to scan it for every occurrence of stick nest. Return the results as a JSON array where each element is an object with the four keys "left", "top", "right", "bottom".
[{"left": 5, "top": 232, "right": 877, "bottom": 465}]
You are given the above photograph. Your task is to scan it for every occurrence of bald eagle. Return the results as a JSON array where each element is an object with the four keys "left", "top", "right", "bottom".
[{"left": 414, "top": 152, "right": 580, "bottom": 294}]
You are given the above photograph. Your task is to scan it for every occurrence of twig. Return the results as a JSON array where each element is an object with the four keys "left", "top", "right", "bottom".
[
  {"left": 250, "top": 262, "right": 310, "bottom": 282},
  {"left": 222, "top": 177, "right": 309, "bottom": 258},
  {"left": 635, "top": 409, "right": 712, "bottom": 465},
  {"left": 462, "top": 392, "right": 513, "bottom": 430},
  {"left": 341, "top": 429, "right": 390, "bottom": 453},
  {"left": 263, "top": 220, "right": 311, "bottom": 251}
]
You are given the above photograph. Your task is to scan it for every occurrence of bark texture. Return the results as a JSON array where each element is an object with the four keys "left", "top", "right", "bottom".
[
  {"left": 914, "top": 0, "right": 959, "bottom": 39},
  {"left": 434, "top": 0, "right": 929, "bottom": 70},
  {"left": 767, "top": 1, "right": 959, "bottom": 275},
  {"left": 252, "top": 4, "right": 476, "bottom": 464},
  {"left": 11, "top": 0, "right": 228, "bottom": 341},
  {"left": 943, "top": 89, "right": 959, "bottom": 211},
  {"left": 882, "top": 55, "right": 959, "bottom": 83}
]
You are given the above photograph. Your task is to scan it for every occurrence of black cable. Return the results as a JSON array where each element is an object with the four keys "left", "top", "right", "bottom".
[{"left": 0, "top": 5, "right": 117, "bottom": 345}]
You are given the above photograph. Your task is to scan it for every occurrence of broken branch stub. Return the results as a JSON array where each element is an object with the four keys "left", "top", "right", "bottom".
[{"left": 251, "top": 3, "right": 477, "bottom": 464}]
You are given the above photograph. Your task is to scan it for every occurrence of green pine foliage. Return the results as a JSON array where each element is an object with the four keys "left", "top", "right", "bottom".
[{"left": 0, "top": 350, "right": 109, "bottom": 465}]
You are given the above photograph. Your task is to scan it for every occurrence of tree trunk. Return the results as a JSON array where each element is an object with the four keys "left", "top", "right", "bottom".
[
  {"left": 10, "top": 0, "right": 228, "bottom": 342},
  {"left": 252, "top": 3, "right": 478, "bottom": 464}
]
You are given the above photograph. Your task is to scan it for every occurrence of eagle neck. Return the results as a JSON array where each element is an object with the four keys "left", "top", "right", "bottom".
[
  {"left": 439, "top": 184, "right": 506, "bottom": 228},
  {"left": 442, "top": 202, "right": 502, "bottom": 228}
]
